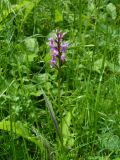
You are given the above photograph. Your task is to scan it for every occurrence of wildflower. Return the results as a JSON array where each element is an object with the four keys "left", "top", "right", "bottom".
[
  {"left": 48, "top": 30, "right": 68, "bottom": 68},
  {"left": 51, "top": 54, "right": 57, "bottom": 65},
  {"left": 49, "top": 38, "right": 56, "bottom": 48},
  {"left": 61, "top": 54, "right": 65, "bottom": 62},
  {"left": 61, "top": 43, "right": 68, "bottom": 53}
]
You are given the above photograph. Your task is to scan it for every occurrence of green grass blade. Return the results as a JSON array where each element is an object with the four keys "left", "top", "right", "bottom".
[{"left": 41, "top": 89, "right": 62, "bottom": 142}]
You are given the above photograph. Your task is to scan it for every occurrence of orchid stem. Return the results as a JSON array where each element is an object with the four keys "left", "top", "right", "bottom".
[{"left": 58, "top": 61, "right": 63, "bottom": 147}]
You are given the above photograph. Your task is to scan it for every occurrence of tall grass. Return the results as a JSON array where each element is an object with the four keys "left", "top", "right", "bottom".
[{"left": 0, "top": 0, "right": 120, "bottom": 159}]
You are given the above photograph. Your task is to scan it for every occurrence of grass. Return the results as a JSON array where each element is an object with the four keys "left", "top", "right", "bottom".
[{"left": 0, "top": 0, "right": 120, "bottom": 159}]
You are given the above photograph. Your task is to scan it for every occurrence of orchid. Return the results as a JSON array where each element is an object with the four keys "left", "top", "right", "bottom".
[
  {"left": 48, "top": 30, "right": 68, "bottom": 68},
  {"left": 48, "top": 30, "right": 69, "bottom": 145}
]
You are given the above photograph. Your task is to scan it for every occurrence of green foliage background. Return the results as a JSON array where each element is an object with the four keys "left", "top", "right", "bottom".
[{"left": 0, "top": 0, "right": 120, "bottom": 159}]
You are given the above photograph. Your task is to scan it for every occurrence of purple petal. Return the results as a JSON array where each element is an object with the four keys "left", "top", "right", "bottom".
[
  {"left": 61, "top": 54, "right": 65, "bottom": 61},
  {"left": 48, "top": 38, "right": 56, "bottom": 48},
  {"left": 61, "top": 43, "right": 68, "bottom": 52},
  {"left": 51, "top": 48, "right": 58, "bottom": 55},
  {"left": 56, "top": 30, "right": 63, "bottom": 42},
  {"left": 56, "top": 30, "right": 67, "bottom": 39},
  {"left": 50, "top": 56, "right": 57, "bottom": 67},
  {"left": 51, "top": 52, "right": 57, "bottom": 66},
  {"left": 48, "top": 38, "right": 53, "bottom": 41},
  {"left": 51, "top": 59, "right": 56, "bottom": 65}
]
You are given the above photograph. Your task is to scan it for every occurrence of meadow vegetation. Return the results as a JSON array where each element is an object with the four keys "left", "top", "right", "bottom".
[{"left": 0, "top": 0, "right": 120, "bottom": 159}]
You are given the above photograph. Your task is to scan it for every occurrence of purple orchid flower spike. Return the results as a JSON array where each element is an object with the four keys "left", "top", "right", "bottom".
[{"left": 48, "top": 29, "right": 68, "bottom": 68}]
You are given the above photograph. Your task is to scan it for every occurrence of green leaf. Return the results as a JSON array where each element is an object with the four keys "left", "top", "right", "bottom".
[
  {"left": 106, "top": 3, "right": 117, "bottom": 20},
  {"left": 55, "top": 9, "right": 63, "bottom": 23},
  {"left": 0, "top": 120, "right": 29, "bottom": 136},
  {"left": 93, "top": 58, "right": 120, "bottom": 74},
  {"left": 24, "top": 37, "right": 39, "bottom": 53},
  {"left": 0, "top": 0, "right": 40, "bottom": 31},
  {"left": 0, "top": 120, "right": 52, "bottom": 152},
  {"left": 93, "top": 59, "right": 107, "bottom": 73},
  {"left": 99, "top": 133, "right": 120, "bottom": 150},
  {"left": 62, "top": 112, "right": 74, "bottom": 146},
  {"left": 27, "top": 53, "right": 38, "bottom": 62},
  {"left": 44, "top": 52, "right": 51, "bottom": 63}
]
